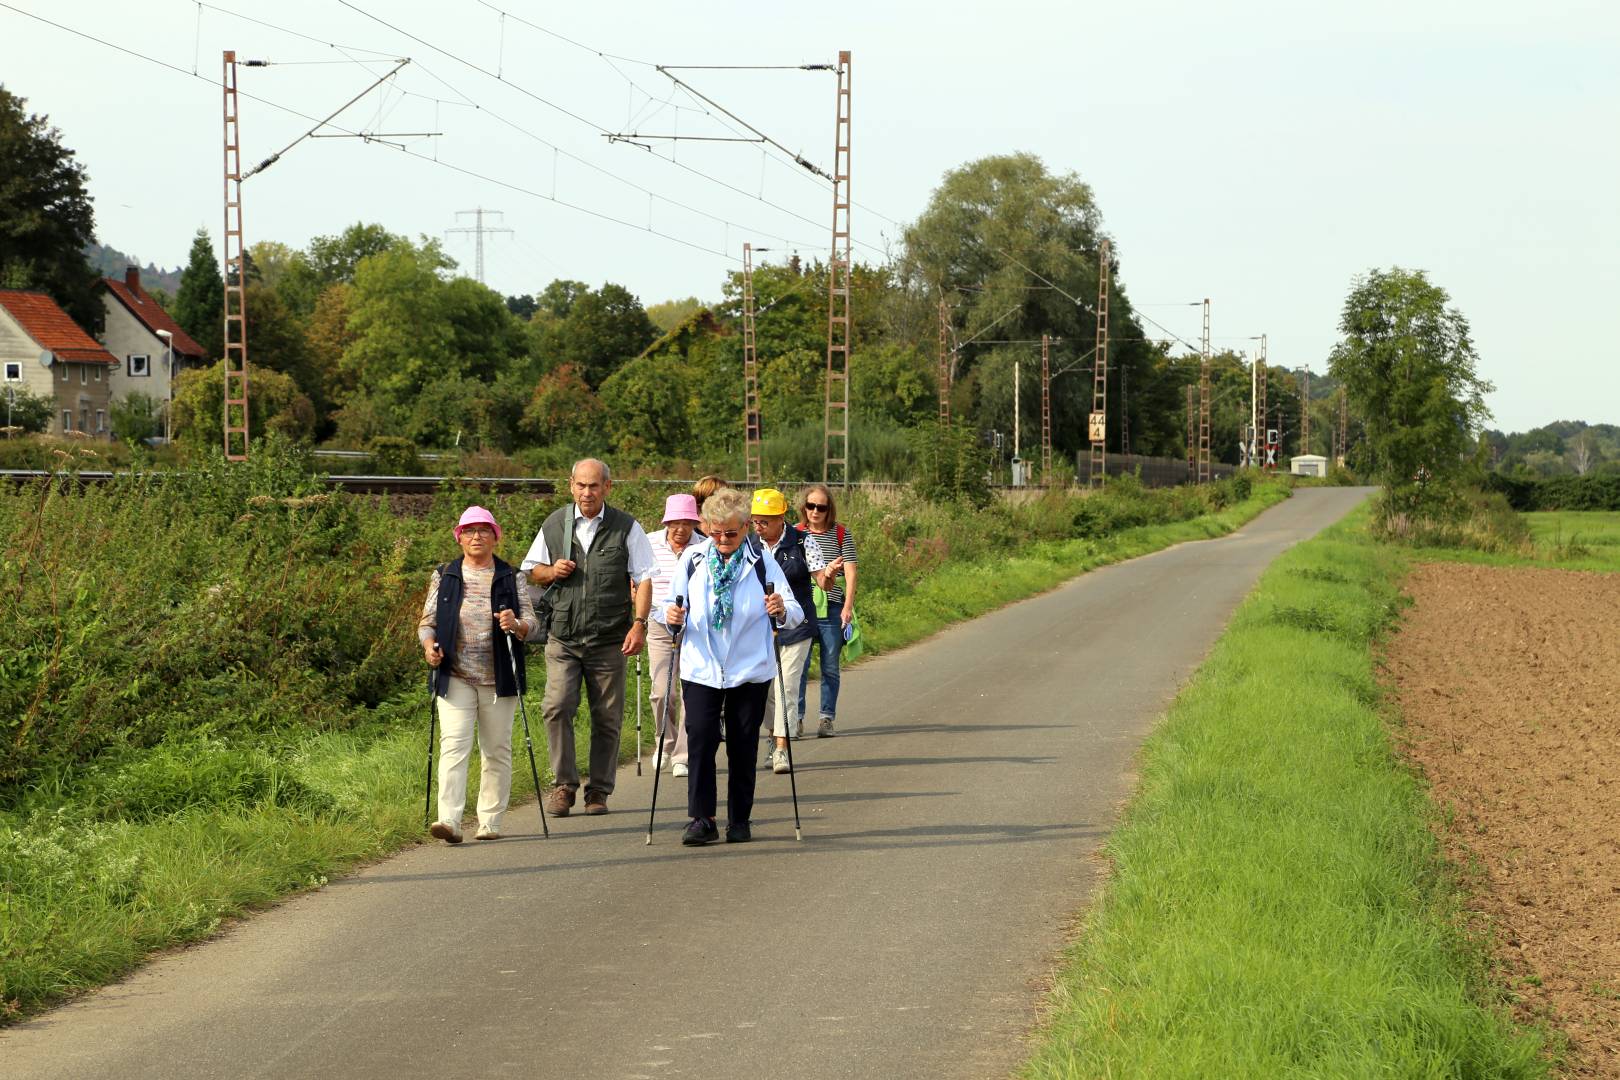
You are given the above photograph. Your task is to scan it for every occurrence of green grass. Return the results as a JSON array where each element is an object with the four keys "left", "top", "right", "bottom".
[
  {"left": 1021, "top": 507, "right": 1547, "bottom": 1079},
  {"left": 1406, "top": 510, "right": 1620, "bottom": 572},
  {"left": 0, "top": 476, "right": 1292, "bottom": 1022}
]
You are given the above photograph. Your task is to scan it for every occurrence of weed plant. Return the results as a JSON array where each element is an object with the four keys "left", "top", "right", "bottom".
[{"left": 1021, "top": 508, "right": 1545, "bottom": 1078}]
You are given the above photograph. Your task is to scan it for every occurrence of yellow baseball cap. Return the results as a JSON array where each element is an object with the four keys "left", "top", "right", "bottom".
[{"left": 750, "top": 488, "right": 788, "bottom": 515}]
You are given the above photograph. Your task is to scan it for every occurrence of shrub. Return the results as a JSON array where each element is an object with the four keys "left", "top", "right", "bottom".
[{"left": 366, "top": 436, "right": 422, "bottom": 476}]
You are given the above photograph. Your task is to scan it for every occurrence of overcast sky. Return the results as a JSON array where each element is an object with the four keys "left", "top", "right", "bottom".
[{"left": 2, "top": 0, "right": 1615, "bottom": 432}]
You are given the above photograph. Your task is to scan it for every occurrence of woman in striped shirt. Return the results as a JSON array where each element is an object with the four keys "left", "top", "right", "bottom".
[
  {"left": 795, "top": 483, "right": 857, "bottom": 738},
  {"left": 648, "top": 494, "right": 701, "bottom": 776}
]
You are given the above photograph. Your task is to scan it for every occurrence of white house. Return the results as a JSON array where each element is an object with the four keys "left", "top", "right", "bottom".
[
  {"left": 1289, "top": 454, "right": 1329, "bottom": 478},
  {"left": 0, "top": 289, "right": 119, "bottom": 436},
  {"left": 100, "top": 268, "right": 209, "bottom": 433}
]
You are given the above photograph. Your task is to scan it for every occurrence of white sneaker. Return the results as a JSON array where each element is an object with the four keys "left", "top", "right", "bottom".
[
  {"left": 429, "top": 821, "right": 464, "bottom": 844},
  {"left": 474, "top": 824, "right": 500, "bottom": 841},
  {"left": 771, "top": 748, "right": 791, "bottom": 774},
  {"left": 672, "top": 762, "right": 689, "bottom": 778}
]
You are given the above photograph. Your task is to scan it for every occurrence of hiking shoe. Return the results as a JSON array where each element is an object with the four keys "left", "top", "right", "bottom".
[
  {"left": 725, "top": 822, "right": 752, "bottom": 844},
  {"left": 817, "top": 716, "right": 836, "bottom": 738},
  {"left": 672, "top": 762, "right": 689, "bottom": 778},
  {"left": 474, "top": 824, "right": 500, "bottom": 841},
  {"left": 429, "top": 821, "right": 463, "bottom": 844},
  {"left": 771, "top": 747, "right": 791, "bottom": 774},
  {"left": 792, "top": 720, "right": 804, "bottom": 739},
  {"left": 583, "top": 790, "right": 609, "bottom": 815},
  {"left": 544, "top": 787, "right": 576, "bottom": 818},
  {"left": 682, "top": 818, "right": 719, "bottom": 846}
]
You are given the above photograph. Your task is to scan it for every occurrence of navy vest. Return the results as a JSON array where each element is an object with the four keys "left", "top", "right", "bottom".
[
  {"left": 432, "top": 555, "right": 527, "bottom": 698},
  {"left": 765, "top": 529, "right": 816, "bottom": 647}
]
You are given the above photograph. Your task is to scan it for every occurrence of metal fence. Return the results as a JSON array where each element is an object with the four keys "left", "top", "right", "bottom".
[{"left": 1077, "top": 452, "right": 1237, "bottom": 489}]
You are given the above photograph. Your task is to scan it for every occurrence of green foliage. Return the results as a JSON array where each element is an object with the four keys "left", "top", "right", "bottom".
[
  {"left": 366, "top": 435, "right": 421, "bottom": 476},
  {"left": 0, "top": 86, "right": 102, "bottom": 333},
  {"left": 109, "top": 391, "right": 160, "bottom": 443},
  {"left": 172, "top": 361, "right": 315, "bottom": 446},
  {"left": 1021, "top": 511, "right": 1545, "bottom": 1078},
  {"left": 531, "top": 281, "right": 658, "bottom": 387},
  {"left": 2, "top": 385, "right": 54, "bottom": 434},
  {"left": 759, "top": 418, "right": 916, "bottom": 484},
  {"left": 1486, "top": 471, "right": 1620, "bottom": 511},
  {"left": 908, "top": 420, "right": 993, "bottom": 506},
  {"left": 171, "top": 228, "right": 222, "bottom": 358},
  {"left": 521, "top": 362, "right": 603, "bottom": 445},
  {"left": 1328, "top": 267, "right": 1492, "bottom": 488},
  {"left": 598, "top": 353, "right": 689, "bottom": 458},
  {"left": 646, "top": 295, "right": 705, "bottom": 333}
]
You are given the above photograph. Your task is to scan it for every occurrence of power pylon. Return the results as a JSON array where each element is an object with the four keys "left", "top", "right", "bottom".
[
  {"left": 1198, "top": 298, "right": 1211, "bottom": 483},
  {"left": 937, "top": 296, "right": 952, "bottom": 426},
  {"left": 1186, "top": 383, "right": 1196, "bottom": 483},
  {"left": 1088, "top": 239, "right": 1110, "bottom": 486},
  {"left": 221, "top": 52, "right": 249, "bottom": 461},
  {"left": 1041, "top": 333, "right": 1053, "bottom": 486},
  {"left": 447, "top": 208, "right": 513, "bottom": 284},
  {"left": 742, "top": 242, "right": 763, "bottom": 483},
  {"left": 822, "top": 49, "right": 852, "bottom": 486},
  {"left": 1300, "top": 368, "right": 1311, "bottom": 456}
]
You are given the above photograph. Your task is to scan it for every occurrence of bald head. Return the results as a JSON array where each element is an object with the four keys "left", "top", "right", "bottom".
[{"left": 569, "top": 458, "right": 611, "bottom": 517}]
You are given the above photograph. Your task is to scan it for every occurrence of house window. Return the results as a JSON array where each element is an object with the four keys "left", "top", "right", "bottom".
[
  {"left": 79, "top": 407, "right": 88, "bottom": 432},
  {"left": 96, "top": 409, "right": 106, "bottom": 433},
  {"left": 94, "top": 366, "right": 102, "bottom": 382},
  {"left": 3, "top": 362, "right": 19, "bottom": 381},
  {"left": 57, "top": 363, "right": 67, "bottom": 382},
  {"left": 128, "top": 354, "right": 150, "bottom": 377},
  {"left": 61, "top": 409, "right": 72, "bottom": 432},
  {"left": 79, "top": 365, "right": 87, "bottom": 385}
]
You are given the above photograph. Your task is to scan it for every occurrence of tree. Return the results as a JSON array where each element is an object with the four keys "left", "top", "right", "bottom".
[
  {"left": 532, "top": 281, "right": 658, "bottom": 387},
  {"left": 172, "top": 228, "right": 222, "bottom": 359},
  {"left": 505, "top": 293, "right": 538, "bottom": 320},
  {"left": 172, "top": 361, "right": 315, "bottom": 447},
  {"left": 522, "top": 363, "right": 603, "bottom": 445},
  {"left": 0, "top": 86, "right": 102, "bottom": 332},
  {"left": 598, "top": 353, "right": 689, "bottom": 458},
  {"left": 647, "top": 296, "right": 704, "bottom": 333},
  {"left": 2, "top": 385, "right": 54, "bottom": 433},
  {"left": 109, "top": 391, "right": 160, "bottom": 443},
  {"left": 244, "top": 283, "right": 324, "bottom": 418},
  {"left": 1328, "top": 268, "right": 1492, "bottom": 497}
]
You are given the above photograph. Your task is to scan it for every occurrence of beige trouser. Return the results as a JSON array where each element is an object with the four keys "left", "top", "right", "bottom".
[
  {"left": 646, "top": 620, "right": 687, "bottom": 765},
  {"left": 542, "top": 637, "right": 627, "bottom": 795},
  {"left": 765, "top": 636, "right": 814, "bottom": 739},
  {"left": 436, "top": 674, "right": 516, "bottom": 832}
]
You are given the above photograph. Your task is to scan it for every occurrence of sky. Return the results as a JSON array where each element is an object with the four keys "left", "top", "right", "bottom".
[{"left": 2, "top": 0, "right": 1616, "bottom": 433}]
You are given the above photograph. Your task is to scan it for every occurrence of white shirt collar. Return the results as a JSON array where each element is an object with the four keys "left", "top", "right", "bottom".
[{"left": 572, "top": 504, "right": 606, "bottom": 524}]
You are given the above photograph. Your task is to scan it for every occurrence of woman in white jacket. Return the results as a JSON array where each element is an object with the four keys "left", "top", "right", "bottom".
[{"left": 663, "top": 488, "right": 804, "bottom": 845}]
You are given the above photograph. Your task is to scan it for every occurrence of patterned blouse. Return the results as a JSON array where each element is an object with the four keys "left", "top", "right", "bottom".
[{"left": 417, "top": 563, "right": 539, "bottom": 687}]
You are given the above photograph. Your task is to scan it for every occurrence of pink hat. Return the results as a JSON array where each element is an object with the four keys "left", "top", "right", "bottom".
[
  {"left": 453, "top": 505, "right": 501, "bottom": 544},
  {"left": 662, "top": 493, "right": 700, "bottom": 524}
]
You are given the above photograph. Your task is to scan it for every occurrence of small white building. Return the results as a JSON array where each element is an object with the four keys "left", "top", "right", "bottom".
[
  {"left": 1289, "top": 454, "right": 1329, "bottom": 477},
  {"left": 100, "top": 268, "right": 209, "bottom": 429}
]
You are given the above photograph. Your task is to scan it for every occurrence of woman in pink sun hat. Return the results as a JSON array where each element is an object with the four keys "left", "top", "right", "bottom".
[
  {"left": 416, "top": 506, "right": 539, "bottom": 843},
  {"left": 646, "top": 493, "right": 701, "bottom": 777}
]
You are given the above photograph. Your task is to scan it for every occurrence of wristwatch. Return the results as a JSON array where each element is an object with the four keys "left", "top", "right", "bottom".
[{"left": 633, "top": 616, "right": 648, "bottom": 626}]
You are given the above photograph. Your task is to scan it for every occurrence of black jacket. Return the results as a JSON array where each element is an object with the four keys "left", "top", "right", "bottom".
[{"left": 431, "top": 555, "right": 527, "bottom": 698}]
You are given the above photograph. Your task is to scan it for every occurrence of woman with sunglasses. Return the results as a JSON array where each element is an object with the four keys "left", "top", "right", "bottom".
[
  {"left": 663, "top": 489, "right": 803, "bottom": 845},
  {"left": 417, "top": 506, "right": 540, "bottom": 843},
  {"left": 795, "top": 484, "right": 858, "bottom": 738}
]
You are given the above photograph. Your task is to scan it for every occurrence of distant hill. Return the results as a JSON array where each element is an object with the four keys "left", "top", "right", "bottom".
[
  {"left": 1483, "top": 421, "right": 1620, "bottom": 477},
  {"left": 84, "top": 241, "right": 183, "bottom": 295}
]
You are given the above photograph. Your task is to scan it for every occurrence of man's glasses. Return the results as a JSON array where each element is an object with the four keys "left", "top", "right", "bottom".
[{"left": 804, "top": 502, "right": 829, "bottom": 512}]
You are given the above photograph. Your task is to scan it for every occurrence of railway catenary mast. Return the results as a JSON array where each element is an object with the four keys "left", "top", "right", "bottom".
[
  {"left": 222, "top": 51, "right": 250, "bottom": 460},
  {"left": 1088, "top": 239, "right": 1110, "bottom": 486},
  {"left": 742, "top": 242, "right": 763, "bottom": 483},
  {"left": 822, "top": 50, "right": 852, "bottom": 486},
  {"left": 1198, "top": 298, "right": 1212, "bottom": 484}
]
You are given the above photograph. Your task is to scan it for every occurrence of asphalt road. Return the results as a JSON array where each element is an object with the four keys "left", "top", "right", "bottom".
[{"left": 1, "top": 488, "right": 1370, "bottom": 1080}]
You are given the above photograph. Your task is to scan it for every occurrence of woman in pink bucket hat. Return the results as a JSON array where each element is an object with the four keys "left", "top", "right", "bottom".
[
  {"left": 646, "top": 493, "right": 701, "bottom": 776},
  {"left": 416, "top": 506, "right": 539, "bottom": 842}
]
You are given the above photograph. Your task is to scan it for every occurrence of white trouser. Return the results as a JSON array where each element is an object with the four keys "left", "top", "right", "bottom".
[
  {"left": 764, "top": 637, "right": 814, "bottom": 739},
  {"left": 436, "top": 674, "right": 517, "bottom": 832}
]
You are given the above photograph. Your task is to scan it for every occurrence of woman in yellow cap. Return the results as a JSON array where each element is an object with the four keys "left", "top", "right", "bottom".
[{"left": 750, "top": 488, "right": 818, "bottom": 773}]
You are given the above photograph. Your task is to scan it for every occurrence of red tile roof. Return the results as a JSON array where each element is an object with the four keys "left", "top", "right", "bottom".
[
  {"left": 0, "top": 290, "right": 118, "bottom": 365},
  {"left": 101, "top": 270, "right": 208, "bottom": 359}
]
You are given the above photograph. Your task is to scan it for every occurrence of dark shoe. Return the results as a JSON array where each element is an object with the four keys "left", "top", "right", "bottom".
[
  {"left": 725, "top": 822, "right": 752, "bottom": 844},
  {"left": 682, "top": 818, "right": 719, "bottom": 846},
  {"left": 583, "top": 790, "right": 609, "bottom": 815},
  {"left": 544, "top": 787, "right": 576, "bottom": 818}
]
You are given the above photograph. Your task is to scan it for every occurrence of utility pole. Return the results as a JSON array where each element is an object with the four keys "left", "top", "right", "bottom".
[
  {"left": 447, "top": 208, "right": 513, "bottom": 284},
  {"left": 1120, "top": 364, "right": 1130, "bottom": 457},
  {"left": 822, "top": 49, "right": 852, "bottom": 486},
  {"left": 1088, "top": 239, "right": 1110, "bottom": 486},
  {"left": 1300, "top": 368, "right": 1311, "bottom": 456},
  {"left": 742, "top": 242, "right": 762, "bottom": 483},
  {"left": 1013, "top": 359, "right": 1021, "bottom": 467},
  {"left": 221, "top": 51, "right": 250, "bottom": 461},
  {"left": 937, "top": 296, "right": 952, "bottom": 426},
  {"left": 1337, "top": 388, "right": 1348, "bottom": 467},
  {"left": 1256, "top": 334, "right": 1269, "bottom": 471},
  {"left": 1198, "top": 298, "right": 1211, "bottom": 483},
  {"left": 1041, "top": 333, "right": 1053, "bottom": 486},
  {"left": 1186, "top": 383, "right": 1196, "bottom": 483}
]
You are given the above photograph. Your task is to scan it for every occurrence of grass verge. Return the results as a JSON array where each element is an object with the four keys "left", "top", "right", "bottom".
[
  {"left": 1020, "top": 506, "right": 1547, "bottom": 1078},
  {"left": 1400, "top": 511, "right": 1620, "bottom": 573},
  {"left": 0, "top": 478, "right": 1290, "bottom": 1022}
]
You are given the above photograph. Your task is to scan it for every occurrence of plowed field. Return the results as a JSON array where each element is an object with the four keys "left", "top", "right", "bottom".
[{"left": 1383, "top": 563, "right": 1620, "bottom": 1076}]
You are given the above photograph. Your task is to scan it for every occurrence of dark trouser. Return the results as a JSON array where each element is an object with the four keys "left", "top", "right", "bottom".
[
  {"left": 682, "top": 679, "right": 769, "bottom": 825},
  {"left": 542, "top": 637, "right": 626, "bottom": 796}
]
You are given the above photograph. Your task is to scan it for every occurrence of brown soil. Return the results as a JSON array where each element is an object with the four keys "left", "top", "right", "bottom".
[{"left": 1382, "top": 563, "right": 1620, "bottom": 1076}]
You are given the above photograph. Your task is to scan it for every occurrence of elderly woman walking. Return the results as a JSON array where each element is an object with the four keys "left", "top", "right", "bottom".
[
  {"left": 418, "top": 506, "right": 540, "bottom": 843},
  {"left": 750, "top": 488, "right": 817, "bottom": 774},
  {"left": 795, "top": 484, "right": 858, "bottom": 738},
  {"left": 664, "top": 489, "right": 803, "bottom": 845},
  {"left": 648, "top": 493, "right": 701, "bottom": 777}
]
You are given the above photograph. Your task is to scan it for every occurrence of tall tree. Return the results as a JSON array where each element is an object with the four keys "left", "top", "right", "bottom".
[
  {"left": 172, "top": 228, "right": 223, "bottom": 359},
  {"left": 1328, "top": 267, "right": 1492, "bottom": 495},
  {"left": 0, "top": 85, "right": 102, "bottom": 332}
]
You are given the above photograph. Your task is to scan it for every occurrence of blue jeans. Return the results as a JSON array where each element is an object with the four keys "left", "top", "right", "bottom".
[{"left": 798, "top": 615, "right": 844, "bottom": 721}]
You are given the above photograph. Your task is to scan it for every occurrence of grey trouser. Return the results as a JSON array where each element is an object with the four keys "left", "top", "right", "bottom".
[
  {"left": 646, "top": 620, "right": 687, "bottom": 765},
  {"left": 543, "top": 637, "right": 626, "bottom": 795}
]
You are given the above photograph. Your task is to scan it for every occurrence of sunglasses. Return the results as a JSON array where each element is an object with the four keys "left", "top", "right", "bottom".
[
  {"left": 711, "top": 529, "right": 744, "bottom": 541},
  {"left": 804, "top": 502, "right": 829, "bottom": 512}
]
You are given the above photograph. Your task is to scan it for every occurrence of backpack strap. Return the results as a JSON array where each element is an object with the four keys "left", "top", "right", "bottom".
[{"left": 682, "top": 542, "right": 769, "bottom": 596}]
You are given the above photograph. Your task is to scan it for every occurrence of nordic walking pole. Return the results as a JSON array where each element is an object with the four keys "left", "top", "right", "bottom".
[
  {"left": 424, "top": 663, "right": 440, "bottom": 828},
  {"left": 764, "top": 583, "right": 802, "bottom": 841},
  {"left": 646, "top": 597, "right": 683, "bottom": 845},
  {"left": 504, "top": 629, "right": 549, "bottom": 839},
  {"left": 635, "top": 653, "right": 643, "bottom": 776}
]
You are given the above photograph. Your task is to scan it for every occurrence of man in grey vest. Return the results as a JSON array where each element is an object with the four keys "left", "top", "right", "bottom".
[{"left": 521, "top": 459, "right": 655, "bottom": 817}]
